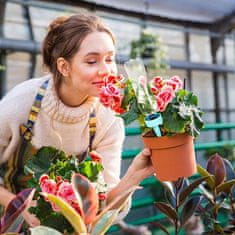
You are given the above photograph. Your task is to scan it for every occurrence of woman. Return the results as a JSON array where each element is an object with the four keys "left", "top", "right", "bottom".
[{"left": 0, "top": 14, "right": 154, "bottom": 227}]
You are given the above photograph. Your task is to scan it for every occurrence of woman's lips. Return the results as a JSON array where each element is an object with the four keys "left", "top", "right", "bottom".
[{"left": 92, "top": 81, "right": 105, "bottom": 88}]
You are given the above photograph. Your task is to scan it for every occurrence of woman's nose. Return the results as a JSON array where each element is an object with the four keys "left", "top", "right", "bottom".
[{"left": 98, "top": 63, "right": 110, "bottom": 77}]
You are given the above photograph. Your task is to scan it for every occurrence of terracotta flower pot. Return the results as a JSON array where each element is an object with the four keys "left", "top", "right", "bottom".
[{"left": 142, "top": 133, "right": 196, "bottom": 181}]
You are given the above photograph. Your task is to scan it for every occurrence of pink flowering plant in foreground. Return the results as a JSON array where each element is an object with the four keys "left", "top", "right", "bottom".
[
  {"left": 24, "top": 146, "right": 106, "bottom": 234},
  {"left": 99, "top": 59, "right": 204, "bottom": 137},
  {"left": 0, "top": 147, "right": 136, "bottom": 235}
]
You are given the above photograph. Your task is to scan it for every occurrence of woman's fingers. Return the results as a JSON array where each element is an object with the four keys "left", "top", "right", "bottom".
[
  {"left": 142, "top": 148, "right": 151, "bottom": 156},
  {"left": 23, "top": 210, "right": 40, "bottom": 227}
]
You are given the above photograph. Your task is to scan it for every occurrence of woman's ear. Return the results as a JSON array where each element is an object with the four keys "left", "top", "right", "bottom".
[{"left": 56, "top": 57, "right": 70, "bottom": 77}]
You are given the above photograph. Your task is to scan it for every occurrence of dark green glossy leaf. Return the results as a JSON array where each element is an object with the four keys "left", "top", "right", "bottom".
[
  {"left": 174, "top": 177, "right": 185, "bottom": 192},
  {"left": 161, "top": 181, "right": 175, "bottom": 198},
  {"left": 152, "top": 222, "right": 170, "bottom": 235},
  {"left": 155, "top": 202, "right": 177, "bottom": 222},
  {"left": 179, "top": 176, "right": 208, "bottom": 206},
  {"left": 72, "top": 173, "right": 99, "bottom": 225},
  {"left": 207, "top": 154, "right": 226, "bottom": 187},
  {"left": 24, "top": 147, "right": 66, "bottom": 179},
  {"left": 214, "top": 223, "right": 225, "bottom": 233},
  {"left": 216, "top": 179, "right": 235, "bottom": 194},
  {"left": 223, "top": 158, "right": 235, "bottom": 180},
  {"left": 180, "top": 196, "right": 202, "bottom": 227}
]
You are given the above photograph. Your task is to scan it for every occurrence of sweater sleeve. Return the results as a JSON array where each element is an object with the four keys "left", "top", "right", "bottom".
[
  {"left": 94, "top": 116, "right": 125, "bottom": 190},
  {"left": 0, "top": 78, "right": 45, "bottom": 165},
  {"left": 94, "top": 109, "right": 131, "bottom": 222}
]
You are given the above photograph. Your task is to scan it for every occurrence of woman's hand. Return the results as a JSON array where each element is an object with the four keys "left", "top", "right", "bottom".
[
  {"left": 107, "top": 148, "right": 154, "bottom": 209},
  {"left": 126, "top": 148, "right": 155, "bottom": 185},
  {"left": 22, "top": 210, "right": 40, "bottom": 227},
  {"left": 22, "top": 201, "right": 40, "bottom": 228}
]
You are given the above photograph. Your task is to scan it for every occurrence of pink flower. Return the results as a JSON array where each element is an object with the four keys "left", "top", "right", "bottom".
[
  {"left": 156, "top": 96, "right": 165, "bottom": 112},
  {"left": 168, "top": 76, "right": 183, "bottom": 91},
  {"left": 56, "top": 181, "right": 82, "bottom": 215},
  {"left": 39, "top": 174, "right": 49, "bottom": 184},
  {"left": 40, "top": 176, "right": 57, "bottom": 195},
  {"left": 152, "top": 76, "right": 164, "bottom": 89},
  {"left": 156, "top": 87, "right": 175, "bottom": 112},
  {"left": 71, "top": 202, "right": 82, "bottom": 215},
  {"left": 104, "top": 74, "right": 124, "bottom": 85},
  {"left": 90, "top": 151, "right": 102, "bottom": 163},
  {"left": 39, "top": 174, "right": 57, "bottom": 203},
  {"left": 98, "top": 192, "right": 106, "bottom": 201},
  {"left": 151, "top": 87, "right": 158, "bottom": 95},
  {"left": 99, "top": 83, "right": 124, "bottom": 113},
  {"left": 57, "top": 181, "right": 76, "bottom": 203}
]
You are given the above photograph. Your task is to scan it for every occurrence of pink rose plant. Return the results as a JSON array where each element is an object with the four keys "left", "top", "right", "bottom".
[
  {"left": 39, "top": 174, "right": 81, "bottom": 215},
  {"left": 98, "top": 59, "right": 203, "bottom": 138}
]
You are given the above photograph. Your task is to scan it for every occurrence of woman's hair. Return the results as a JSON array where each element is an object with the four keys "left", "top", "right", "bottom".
[{"left": 42, "top": 14, "right": 115, "bottom": 88}]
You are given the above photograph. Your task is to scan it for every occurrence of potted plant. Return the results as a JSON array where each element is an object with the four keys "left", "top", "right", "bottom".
[
  {"left": 99, "top": 59, "right": 204, "bottom": 181},
  {"left": 0, "top": 173, "right": 136, "bottom": 235}
]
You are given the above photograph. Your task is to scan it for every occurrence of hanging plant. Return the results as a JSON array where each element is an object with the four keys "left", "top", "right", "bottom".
[
  {"left": 0, "top": 65, "right": 5, "bottom": 71},
  {"left": 130, "top": 30, "right": 168, "bottom": 74}
]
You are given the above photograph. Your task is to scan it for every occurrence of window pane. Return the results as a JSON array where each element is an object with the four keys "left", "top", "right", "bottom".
[
  {"left": 190, "top": 34, "right": 211, "bottom": 63},
  {"left": 6, "top": 53, "right": 31, "bottom": 91},
  {"left": 191, "top": 71, "right": 214, "bottom": 110}
]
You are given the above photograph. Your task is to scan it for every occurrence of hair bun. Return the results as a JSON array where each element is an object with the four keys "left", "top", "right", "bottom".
[{"left": 48, "top": 16, "right": 68, "bottom": 31}]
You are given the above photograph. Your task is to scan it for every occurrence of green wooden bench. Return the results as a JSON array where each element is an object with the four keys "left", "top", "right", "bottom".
[{"left": 108, "top": 122, "right": 235, "bottom": 234}]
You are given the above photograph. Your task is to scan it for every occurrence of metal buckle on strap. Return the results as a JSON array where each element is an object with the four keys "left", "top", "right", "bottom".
[{"left": 20, "top": 124, "right": 33, "bottom": 140}]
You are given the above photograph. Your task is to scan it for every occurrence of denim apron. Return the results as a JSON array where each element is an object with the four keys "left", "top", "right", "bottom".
[{"left": 0, "top": 79, "right": 100, "bottom": 214}]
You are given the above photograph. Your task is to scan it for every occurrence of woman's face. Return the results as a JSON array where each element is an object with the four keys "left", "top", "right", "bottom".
[{"left": 66, "top": 31, "right": 117, "bottom": 97}]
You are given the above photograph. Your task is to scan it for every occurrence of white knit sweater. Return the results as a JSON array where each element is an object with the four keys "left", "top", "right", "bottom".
[{"left": 0, "top": 75, "right": 125, "bottom": 191}]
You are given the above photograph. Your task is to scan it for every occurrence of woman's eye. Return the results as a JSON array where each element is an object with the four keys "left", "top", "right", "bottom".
[{"left": 86, "top": 60, "right": 97, "bottom": 65}]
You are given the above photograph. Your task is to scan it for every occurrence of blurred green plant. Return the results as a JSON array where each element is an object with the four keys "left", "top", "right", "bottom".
[
  {"left": 153, "top": 177, "right": 207, "bottom": 234},
  {"left": 204, "top": 145, "right": 235, "bottom": 163},
  {"left": 0, "top": 65, "right": 5, "bottom": 71},
  {"left": 197, "top": 154, "right": 235, "bottom": 234},
  {"left": 130, "top": 30, "right": 168, "bottom": 74},
  {"left": 152, "top": 153, "right": 235, "bottom": 234}
]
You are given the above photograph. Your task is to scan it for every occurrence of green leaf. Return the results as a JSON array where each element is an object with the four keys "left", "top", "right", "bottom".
[
  {"left": 155, "top": 202, "right": 177, "bottom": 222},
  {"left": 30, "top": 226, "right": 63, "bottom": 235},
  {"left": 174, "top": 177, "right": 185, "bottom": 192},
  {"left": 94, "top": 186, "right": 138, "bottom": 224},
  {"left": 152, "top": 222, "right": 170, "bottom": 235},
  {"left": 216, "top": 179, "right": 235, "bottom": 194},
  {"left": 161, "top": 181, "right": 175, "bottom": 198},
  {"left": 162, "top": 107, "right": 185, "bottom": 134},
  {"left": 207, "top": 154, "right": 226, "bottom": 187},
  {"left": 214, "top": 223, "right": 225, "bottom": 233},
  {"left": 180, "top": 196, "right": 202, "bottom": 227},
  {"left": 179, "top": 176, "right": 208, "bottom": 206},
  {"left": 223, "top": 158, "right": 235, "bottom": 180},
  {"left": 120, "top": 97, "right": 140, "bottom": 125},
  {"left": 78, "top": 161, "right": 103, "bottom": 182},
  {"left": 197, "top": 164, "right": 215, "bottom": 189},
  {"left": 91, "top": 210, "right": 119, "bottom": 235},
  {"left": 24, "top": 147, "right": 66, "bottom": 179}
]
